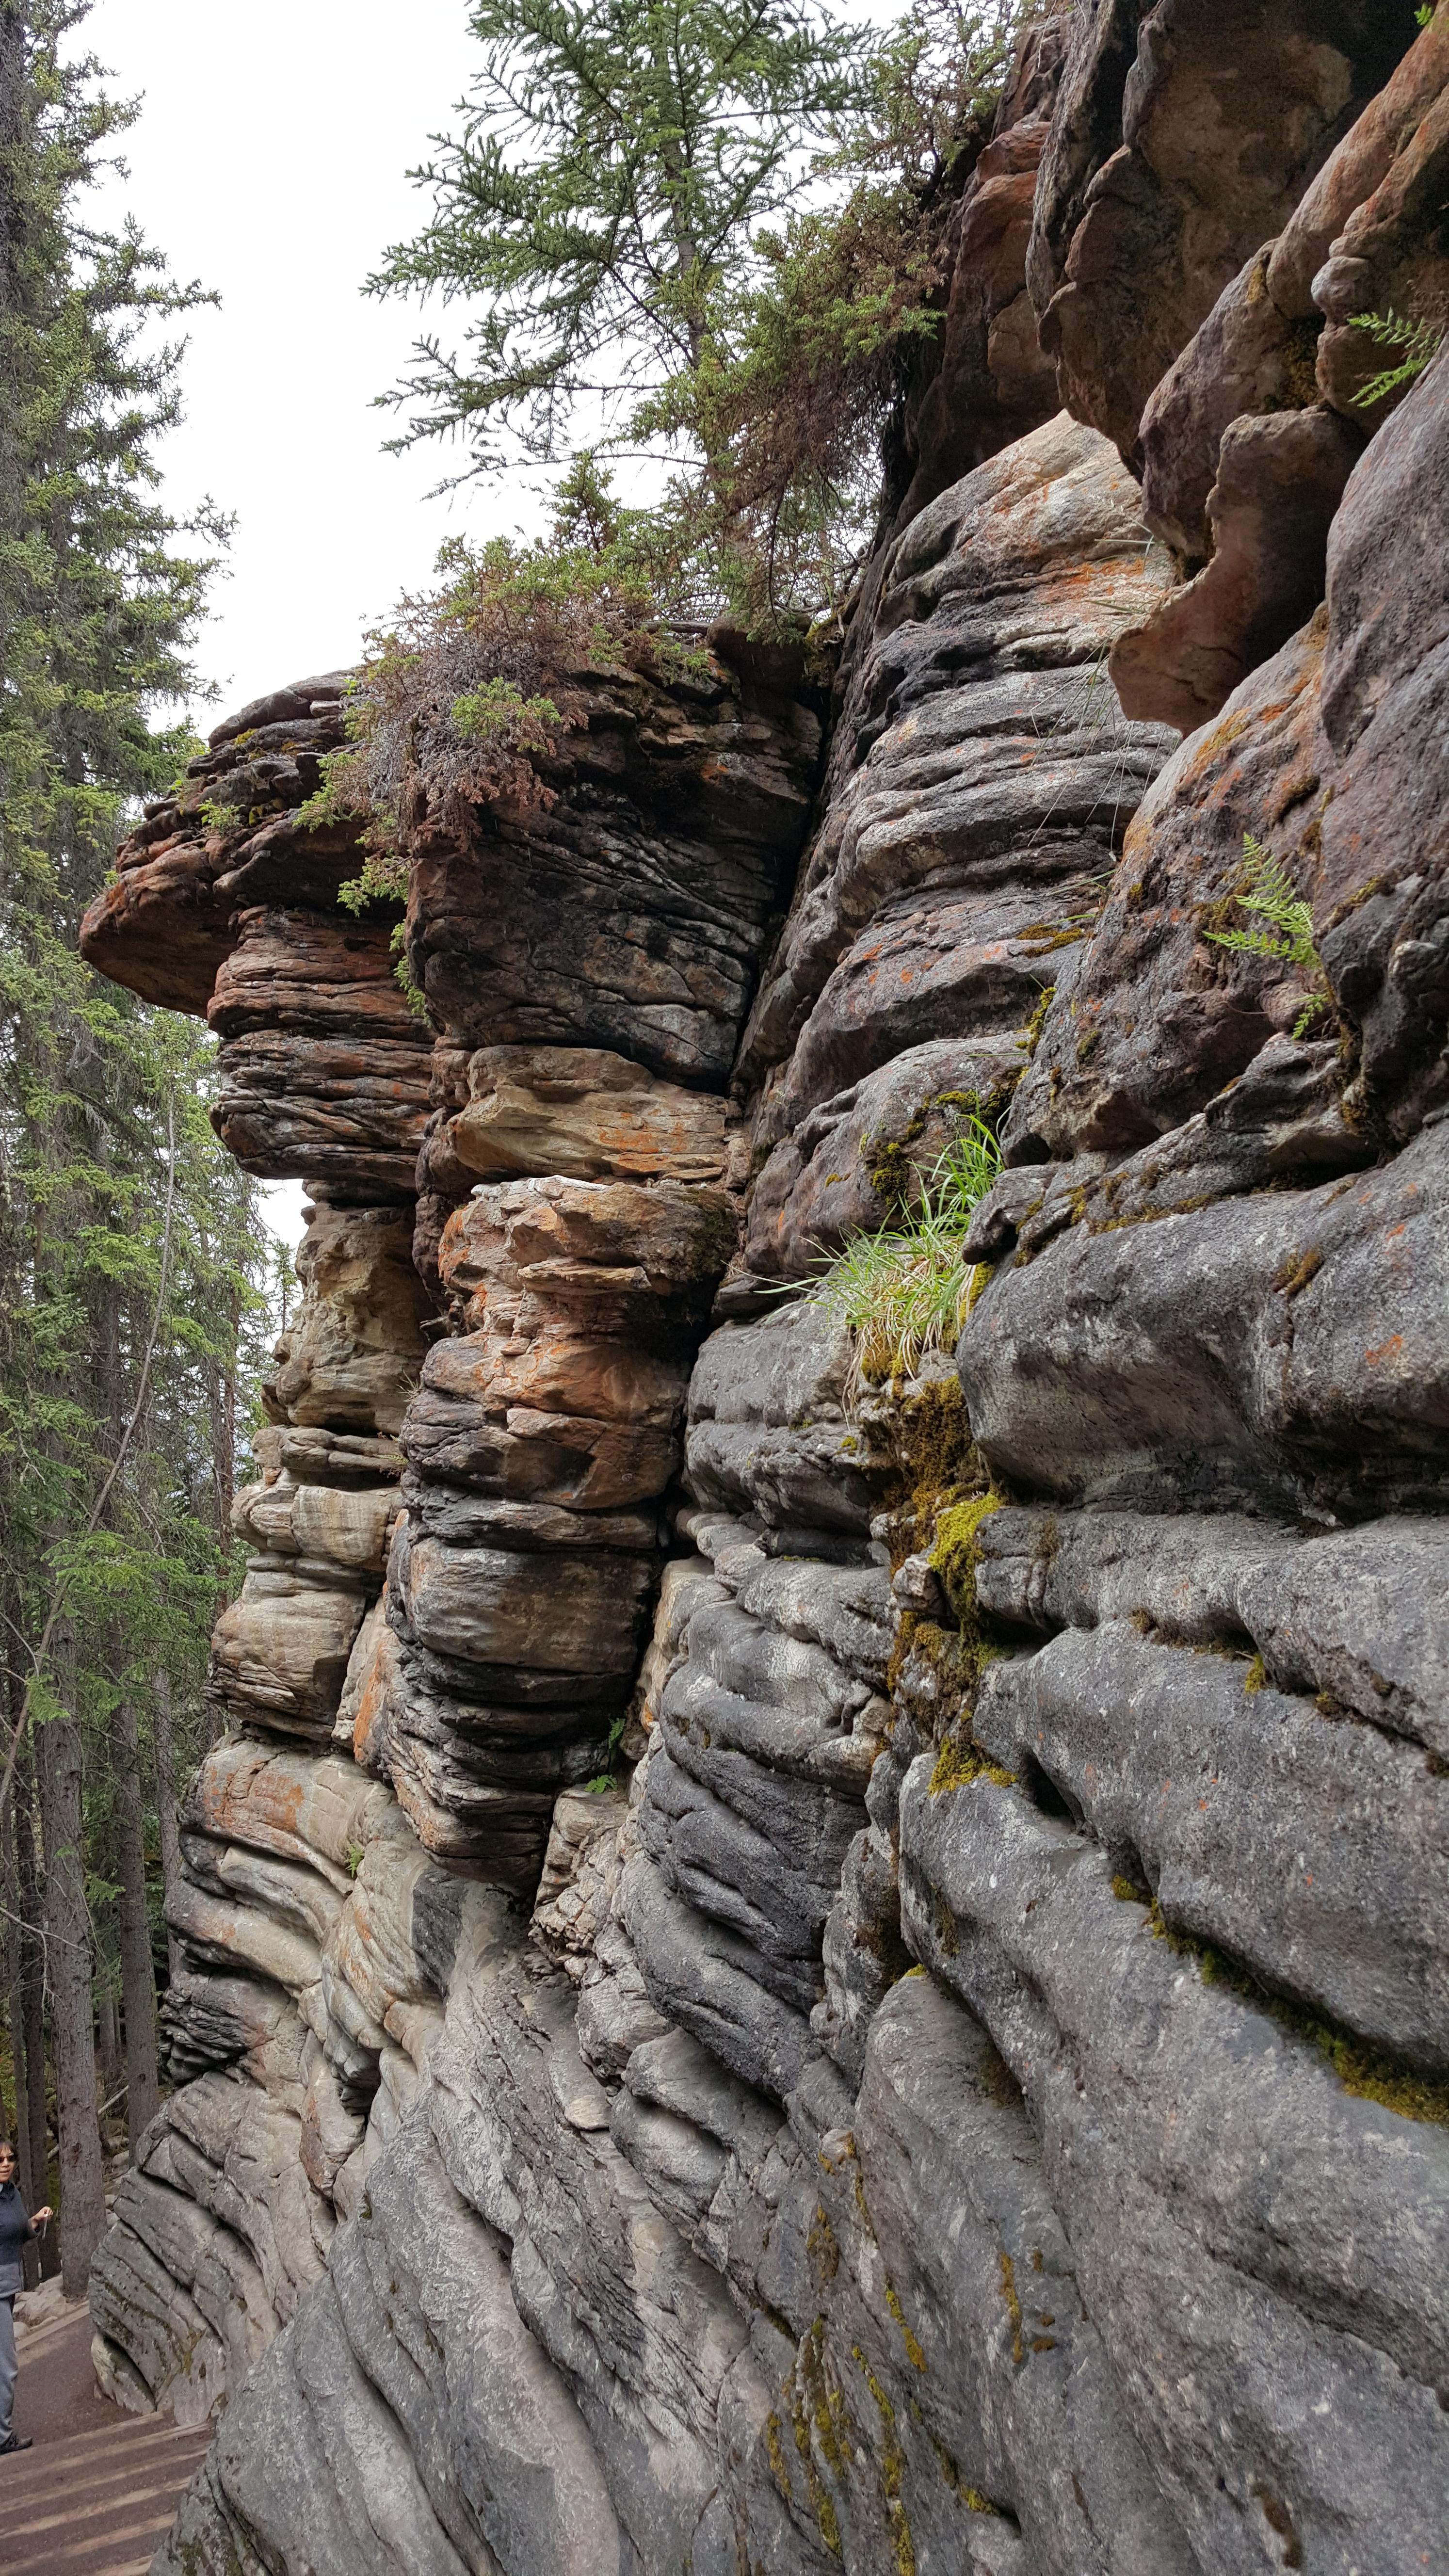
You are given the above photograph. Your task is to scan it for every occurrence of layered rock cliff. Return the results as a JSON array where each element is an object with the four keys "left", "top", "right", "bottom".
[{"left": 79, "top": 7, "right": 1449, "bottom": 2571}]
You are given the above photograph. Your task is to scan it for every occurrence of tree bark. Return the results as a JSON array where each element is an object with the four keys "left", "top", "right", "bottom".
[
  {"left": 0, "top": 1810, "right": 38, "bottom": 2292},
  {"left": 11, "top": 1744, "right": 54, "bottom": 2280},
  {"left": 97, "top": 1972, "right": 120, "bottom": 2095},
  {"left": 151, "top": 1667, "right": 183, "bottom": 1986},
  {"left": 35, "top": 1622, "right": 106, "bottom": 2296},
  {"left": 112, "top": 1694, "right": 159, "bottom": 2143},
  {"left": 2, "top": 1810, "right": 24, "bottom": 2148}
]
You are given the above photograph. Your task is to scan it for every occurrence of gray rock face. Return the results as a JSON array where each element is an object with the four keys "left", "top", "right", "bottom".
[
  {"left": 963, "top": 1111, "right": 1449, "bottom": 1515},
  {"left": 737, "top": 412, "right": 1178, "bottom": 1161},
  {"left": 899, "top": 1774, "right": 1449, "bottom": 2575},
  {"left": 80, "top": 34, "right": 1449, "bottom": 2571},
  {"left": 976, "top": 1619, "right": 1449, "bottom": 2065}
]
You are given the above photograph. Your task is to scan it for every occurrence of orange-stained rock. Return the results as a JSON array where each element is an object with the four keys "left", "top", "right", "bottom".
[
  {"left": 184, "top": 1739, "right": 387, "bottom": 1883},
  {"left": 79, "top": 676, "right": 361, "bottom": 1012},
  {"left": 264, "top": 1202, "right": 430, "bottom": 1437},
  {"left": 439, "top": 1172, "right": 735, "bottom": 1322},
  {"left": 402, "top": 1343, "right": 681, "bottom": 1509},
  {"left": 429, "top": 1044, "right": 731, "bottom": 1190}
]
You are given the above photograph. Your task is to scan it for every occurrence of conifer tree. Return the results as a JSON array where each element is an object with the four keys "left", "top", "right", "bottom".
[
  {"left": 370, "top": 0, "right": 1034, "bottom": 621},
  {"left": 0, "top": 0, "right": 268, "bottom": 2289}
]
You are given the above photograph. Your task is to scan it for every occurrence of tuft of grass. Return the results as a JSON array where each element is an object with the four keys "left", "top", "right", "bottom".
[{"left": 807, "top": 1123, "right": 1002, "bottom": 1391}]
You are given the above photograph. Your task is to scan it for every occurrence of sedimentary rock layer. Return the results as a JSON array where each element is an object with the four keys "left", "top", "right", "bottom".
[
  {"left": 80, "top": 629, "right": 816, "bottom": 2432},
  {"left": 75, "top": 14, "right": 1449, "bottom": 2573}
]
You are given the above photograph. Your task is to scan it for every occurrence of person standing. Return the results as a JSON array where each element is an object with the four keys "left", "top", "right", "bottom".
[{"left": 0, "top": 2139, "right": 52, "bottom": 2456}]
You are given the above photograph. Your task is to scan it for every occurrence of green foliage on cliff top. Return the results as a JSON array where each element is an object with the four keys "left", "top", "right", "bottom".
[
  {"left": 304, "top": 456, "right": 718, "bottom": 950},
  {"left": 370, "top": 0, "right": 1043, "bottom": 628},
  {"left": 312, "top": 0, "right": 1045, "bottom": 988}
]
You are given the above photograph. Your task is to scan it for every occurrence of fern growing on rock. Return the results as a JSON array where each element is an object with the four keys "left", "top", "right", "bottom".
[
  {"left": 1205, "top": 834, "right": 1331, "bottom": 1037},
  {"left": 1349, "top": 308, "right": 1444, "bottom": 410}
]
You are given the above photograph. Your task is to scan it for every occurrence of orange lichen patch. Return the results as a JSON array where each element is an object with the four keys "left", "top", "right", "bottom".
[{"left": 1364, "top": 1334, "right": 1404, "bottom": 1366}]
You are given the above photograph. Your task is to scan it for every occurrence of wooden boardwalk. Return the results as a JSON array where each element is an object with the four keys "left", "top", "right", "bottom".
[{"left": 1, "top": 2291, "right": 210, "bottom": 2575}]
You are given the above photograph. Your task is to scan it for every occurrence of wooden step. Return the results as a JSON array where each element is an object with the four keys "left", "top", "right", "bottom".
[{"left": 3, "top": 2298, "right": 214, "bottom": 2574}]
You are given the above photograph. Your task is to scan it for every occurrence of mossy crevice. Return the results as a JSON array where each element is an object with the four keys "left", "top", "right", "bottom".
[
  {"left": 852, "top": 2342, "right": 917, "bottom": 2576},
  {"left": 884, "top": 2279, "right": 928, "bottom": 2374},
  {"left": 931, "top": 1490, "right": 1002, "bottom": 1629},
  {"left": 1109, "top": 1879, "right": 1449, "bottom": 2125},
  {"left": 863, "top": 1084, "right": 1017, "bottom": 1220},
  {"left": 998, "top": 2252, "right": 1025, "bottom": 2367},
  {"left": 1021, "top": 982, "right": 1056, "bottom": 1058},
  {"left": 928, "top": 1727, "right": 1015, "bottom": 1797}
]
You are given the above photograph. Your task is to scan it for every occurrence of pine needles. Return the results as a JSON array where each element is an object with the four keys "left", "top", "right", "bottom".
[
  {"left": 1205, "top": 834, "right": 1329, "bottom": 1037},
  {"left": 1350, "top": 309, "right": 1443, "bottom": 410},
  {"left": 808, "top": 1121, "right": 1002, "bottom": 1390}
]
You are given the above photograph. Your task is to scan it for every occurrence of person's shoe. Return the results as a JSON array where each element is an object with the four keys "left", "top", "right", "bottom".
[{"left": 0, "top": 2434, "right": 32, "bottom": 2454}]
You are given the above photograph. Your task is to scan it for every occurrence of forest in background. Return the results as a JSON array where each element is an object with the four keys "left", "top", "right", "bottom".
[
  {"left": 0, "top": 0, "right": 282, "bottom": 2293},
  {"left": 0, "top": 0, "right": 1040, "bottom": 2294}
]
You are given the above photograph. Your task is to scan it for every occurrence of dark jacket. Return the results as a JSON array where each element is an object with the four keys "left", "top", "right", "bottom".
[{"left": 0, "top": 2182, "right": 35, "bottom": 2297}]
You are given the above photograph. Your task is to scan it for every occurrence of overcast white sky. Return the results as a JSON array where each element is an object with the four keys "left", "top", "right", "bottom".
[
  {"left": 86, "top": 0, "right": 537, "bottom": 728},
  {"left": 84, "top": 0, "right": 526, "bottom": 1244}
]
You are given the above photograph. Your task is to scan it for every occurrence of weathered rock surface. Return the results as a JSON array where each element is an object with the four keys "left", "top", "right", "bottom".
[
  {"left": 1012, "top": 343, "right": 1449, "bottom": 1167},
  {"left": 739, "top": 409, "right": 1178, "bottom": 1278},
  {"left": 78, "top": 673, "right": 359, "bottom": 1012},
  {"left": 1028, "top": 0, "right": 1419, "bottom": 467},
  {"left": 84, "top": 618, "right": 815, "bottom": 2442},
  {"left": 890, "top": 18, "right": 1071, "bottom": 523},
  {"left": 209, "top": 907, "right": 433, "bottom": 1199},
  {"left": 1104, "top": 7, "right": 1445, "bottom": 726},
  {"left": 77, "top": 18, "right": 1449, "bottom": 2573},
  {"left": 404, "top": 649, "right": 820, "bottom": 1087}
]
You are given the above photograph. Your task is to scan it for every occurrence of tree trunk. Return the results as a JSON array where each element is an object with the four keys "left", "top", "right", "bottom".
[
  {"left": 151, "top": 1667, "right": 183, "bottom": 1985},
  {"left": 112, "top": 1694, "right": 159, "bottom": 2143},
  {"left": 97, "top": 1974, "right": 120, "bottom": 2095},
  {"left": 12, "top": 1745, "right": 54, "bottom": 2280},
  {"left": 36, "top": 1622, "right": 106, "bottom": 2296},
  {"left": 2, "top": 1810, "right": 24, "bottom": 2148},
  {"left": 0, "top": 1814, "right": 38, "bottom": 2293}
]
